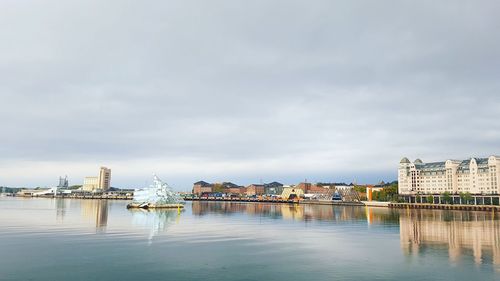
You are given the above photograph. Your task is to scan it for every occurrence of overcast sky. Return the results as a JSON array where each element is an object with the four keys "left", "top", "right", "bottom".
[{"left": 1, "top": 0, "right": 499, "bottom": 189}]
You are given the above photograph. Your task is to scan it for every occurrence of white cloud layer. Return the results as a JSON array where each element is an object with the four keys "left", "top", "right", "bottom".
[{"left": 1, "top": 0, "right": 500, "bottom": 189}]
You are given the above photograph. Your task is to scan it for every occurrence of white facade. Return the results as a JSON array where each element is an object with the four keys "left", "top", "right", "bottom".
[
  {"left": 82, "top": 167, "right": 112, "bottom": 192},
  {"left": 82, "top": 176, "right": 99, "bottom": 192},
  {"left": 398, "top": 156, "right": 500, "bottom": 195}
]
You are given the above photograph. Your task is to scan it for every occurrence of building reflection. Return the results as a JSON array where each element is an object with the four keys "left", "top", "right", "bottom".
[
  {"left": 191, "top": 201, "right": 398, "bottom": 224},
  {"left": 55, "top": 198, "right": 67, "bottom": 222},
  {"left": 400, "top": 210, "right": 500, "bottom": 270},
  {"left": 80, "top": 200, "right": 108, "bottom": 232},
  {"left": 191, "top": 202, "right": 500, "bottom": 270}
]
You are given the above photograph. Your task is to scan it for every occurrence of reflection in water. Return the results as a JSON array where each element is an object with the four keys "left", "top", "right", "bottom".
[
  {"left": 30, "top": 198, "right": 500, "bottom": 272},
  {"left": 192, "top": 201, "right": 500, "bottom": 270},
  {"left": 400, "top": 209, "right": 500, "bottom": 271},
  {"left": 80, "top": 200, "right": 109, "bottom": 232},
  {"left": 130, "top": 209, "right": 180, "bottom": 243},
  {"left": 191, "top": 201, "right": 386, "bottom": 223},
  {"left": 55, "top": 198, "right": 67, "bottom": 222},
  {"left": 2, "top": 198, "right": 500, "bottom": 280}
]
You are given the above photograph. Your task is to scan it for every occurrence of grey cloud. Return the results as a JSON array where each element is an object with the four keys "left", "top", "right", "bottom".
[{"left": 1, "top": 0, "right": 500, "bottom": 187}]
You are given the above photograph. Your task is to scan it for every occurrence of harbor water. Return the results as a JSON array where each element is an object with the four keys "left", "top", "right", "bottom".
[{"left": 0, "top": 197, "right": 499, "bottom": 281}]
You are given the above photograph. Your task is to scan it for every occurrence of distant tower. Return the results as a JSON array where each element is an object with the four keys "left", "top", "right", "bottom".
[
  {"left": 58, "top": 176, "right": 69, "bottom": 188},
  {"left": 98, "top": 167, "right": 112, "bottom": 191}
]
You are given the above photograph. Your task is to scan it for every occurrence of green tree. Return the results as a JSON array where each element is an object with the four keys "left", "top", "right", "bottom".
[
  {"left": 212, "top": 183, "right": 225, "bottom": 193},
  {"left": 442, "top": 191, "right": 452, "bottom": 204},
  {"left": 384, "top": 183, "right": 398, "bottom": 202},
  {"left": 427, "top": 195, "right": 434, "bottom": 204},
  {"left": 353, "top": 186, "right": 366, "bottom": 193},
  {"left": 460, "top": 192, "right": 472, "bottom": 204}
]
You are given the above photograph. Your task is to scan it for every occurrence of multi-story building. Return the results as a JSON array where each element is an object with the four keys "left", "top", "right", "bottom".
[
  {"left": 398, "top": 156, "right": 500, "bottom": 195},
  {"left": 246, "top": 184, "right": 265, "bottom": 196},
  {"left": 82, "top": 166, "right": 112, "bottom": 192},
  {"left": 192, "top": 181, "right": 213, "bottom": 195},
  {"left": 192, "top": 181, "right": 243, "bottom": 195},
  {"left": 82, "top": 176, "right": 99, "bottom": 192},
  {"left": 98, "top": 167, "right": 111, "bottom": 191}
]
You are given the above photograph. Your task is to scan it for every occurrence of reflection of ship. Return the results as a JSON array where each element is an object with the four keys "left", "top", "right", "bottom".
[{"left": 400, "top": 210, "right": 500, "bottom": 270}]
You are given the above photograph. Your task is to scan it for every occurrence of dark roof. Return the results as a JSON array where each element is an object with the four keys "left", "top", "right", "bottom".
[
  {"left": 416, "top": 162, "right": 446, "bottom": 171},
  {"left": 476, "top": 158, "right": 489, "bottom": 167},
  {"left": 264, "top": 182, "right": 283, "bottom": 187},
  {"left": 400, "top": 157, "right": 411, "bottom": 164},
  {"left": 457, "top": 158, "right": 489, "bottom": 170},
  {"left": 194, "top": 181, "right": 211, "bottom": 187},
  {"left": 458, "top": 159, "right": 470, "bottom": 170},
  {"left": 222, "top": 182, "right": 241, "bottom": 188}
]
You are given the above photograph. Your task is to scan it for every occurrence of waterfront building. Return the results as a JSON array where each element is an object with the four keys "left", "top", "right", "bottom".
[
  {"left": 263, "top": 182, "right": 284, "bottom": 195},
  {"left": 83, "top": 176, "right": 99, "bottom": 192},
  {"left": 246, "top": 184, "right": 265, "bottom": 196},
  {"left": 82, "top": 167, "right": 112, "bottom": 192},
  {"left": 398, "top": 156, "right": 500, "bottom": 195},
  {"left": 296, "top": 182, "right": 331, "bottom": 194},
  {"left": 192, "top": 181, "right": 244, "bottom": 196},
  {"left": 192, "top": 181, "right": 213, "bottom": 195},
  {"left": 228, "top": 186, "right": 247, "bottom": 195},
  {"left": 366, "top": 185, "right": 384, "bottom": 201},
  {"left": 16, "top": 187, "right": 57, "bottom": 197},
  {"left": 98, "top": 167, "right": 112, "bottom": 191},
  {"left": 281, "top": 187, "right": 304, "bottom": 200},
  {"left": 192, "top": 181, "right": 280, "bottom": 196}
]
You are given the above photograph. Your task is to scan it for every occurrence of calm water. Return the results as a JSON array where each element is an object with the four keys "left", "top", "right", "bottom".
[{"left": 1, "top": 197, "right": 500, "bottom": 281}]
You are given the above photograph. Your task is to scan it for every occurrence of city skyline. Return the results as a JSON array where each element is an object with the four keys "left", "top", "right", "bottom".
[{"left": 1, "top": 1, "right": 500, "bottom": 189}]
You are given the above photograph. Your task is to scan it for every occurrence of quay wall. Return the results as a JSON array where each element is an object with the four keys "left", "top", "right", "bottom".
[
  {"left": 14, "top": 194, "right": 133, "bottom": 200},
  {"left": 389, "top": 203, "right": 500, "bottom": 212},
  {"left": 185, "top": 197, "right": 363, "bottom": 206}
]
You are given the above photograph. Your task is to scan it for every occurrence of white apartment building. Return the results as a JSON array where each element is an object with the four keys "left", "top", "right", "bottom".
[{"left": 398, "top": 156, "right": 500, "bottom": 195}]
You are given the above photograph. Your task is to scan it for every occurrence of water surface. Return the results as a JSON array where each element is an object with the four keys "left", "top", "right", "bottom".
[{"left": 1, "top": 197, "right": 499, "bottom": 281}]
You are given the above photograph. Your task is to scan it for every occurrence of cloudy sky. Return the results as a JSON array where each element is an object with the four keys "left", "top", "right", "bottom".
[{"left": 1, "top": 0, "right": 499, "bottom": 189}]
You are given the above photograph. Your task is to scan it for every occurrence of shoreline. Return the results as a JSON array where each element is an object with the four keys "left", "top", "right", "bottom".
[{"left": 5, "top": 196, "right": 500, "bottom": 213}]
